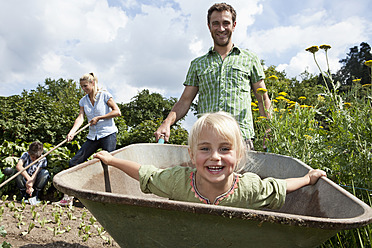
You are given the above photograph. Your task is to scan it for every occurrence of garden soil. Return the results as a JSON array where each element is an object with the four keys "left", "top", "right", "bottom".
[{"left": 0, "top": 198, "right": 120, "bottom": 248}]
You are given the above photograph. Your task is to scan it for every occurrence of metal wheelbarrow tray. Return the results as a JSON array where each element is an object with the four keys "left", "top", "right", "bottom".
[{"left": 53, "top": 144, "right": 372, "bottom": 248}]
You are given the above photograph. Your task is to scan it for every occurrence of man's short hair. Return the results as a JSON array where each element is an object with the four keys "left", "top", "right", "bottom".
[{"left": 207, "top": 3, "right": 237, "bottom": 24}]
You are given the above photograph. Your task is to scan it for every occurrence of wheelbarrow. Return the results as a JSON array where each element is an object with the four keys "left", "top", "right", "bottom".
[{"left": 53, "top": 143, "right": 372, "bottom": 248}]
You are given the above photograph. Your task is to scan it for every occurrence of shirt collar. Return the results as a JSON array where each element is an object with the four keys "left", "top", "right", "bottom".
[{"left": 208, "top": 45, "right": 241, "bottom": 55}]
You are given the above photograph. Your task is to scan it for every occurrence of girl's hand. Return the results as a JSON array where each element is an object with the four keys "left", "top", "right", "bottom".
[
  {"left": 307, "top": 169, "right": 327, "bottom": 185},
  {"left": 94, "top": 151, "right": 113, "bottom": 165}
]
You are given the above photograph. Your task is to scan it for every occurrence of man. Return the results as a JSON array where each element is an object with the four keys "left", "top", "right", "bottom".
[{"left": 155, "top": 3, "right": 271, "bottom": 150}]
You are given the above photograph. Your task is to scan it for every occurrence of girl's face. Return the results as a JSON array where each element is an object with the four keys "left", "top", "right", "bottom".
[
  {"left": 80, "top": 80, "right": 94, "bottom": 95},
  {"left": 190, "top": 127, "right": 237, "bottom": 186}
]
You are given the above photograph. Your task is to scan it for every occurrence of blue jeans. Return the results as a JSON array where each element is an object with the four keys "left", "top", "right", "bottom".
[{"left": 69, "top": 132, "right": 117, "bottom": 167}]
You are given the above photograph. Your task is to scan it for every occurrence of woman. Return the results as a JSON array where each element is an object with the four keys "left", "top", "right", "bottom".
[{"left": 55, "top": 72, "right": 121, "bottom": 206}]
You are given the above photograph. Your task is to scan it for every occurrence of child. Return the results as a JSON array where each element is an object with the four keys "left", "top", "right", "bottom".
[
  {"left": 94, "top": 111, "right": 326, "bottom": 209},
  {"left": 15, "top": 141, "right": 50, "bottom": 204}
]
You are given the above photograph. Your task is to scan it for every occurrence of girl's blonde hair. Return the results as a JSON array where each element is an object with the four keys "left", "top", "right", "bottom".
[
  {"left": 188, "top": 111, "right": 246, "bottom": 171},
  {"left": 80, "top": 72, "right": 99, "bottom": 102}
]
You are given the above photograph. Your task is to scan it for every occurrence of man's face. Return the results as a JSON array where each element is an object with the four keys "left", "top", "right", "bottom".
[{"left": 208, "top": 10, "right": 236, "bottom": 47}]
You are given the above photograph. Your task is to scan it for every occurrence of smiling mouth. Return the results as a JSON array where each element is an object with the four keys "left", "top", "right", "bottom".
[{"left": 207, "top": 166, "right": 224, "bottom": 173}]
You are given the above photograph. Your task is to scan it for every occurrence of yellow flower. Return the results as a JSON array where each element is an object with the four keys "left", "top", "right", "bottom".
[
  {"left": 278, "top": 92, "right": 287, "bottom": 96},
  {"left": 272, "top": 99, "right": 278, "bottom": 103},
  {"left": 305, "top": 46, "right": 319, "bottom": 54},
  {"left": 268, "top": 75, "right": 278, "bottom": 80},
  {"left": 364, "top": 60, "right": 372, "bottom": 67},
  {"left": 288, "top": 104, "right": 296, "bottom": 109},
  {"left": 352, "top": 78, "right": 361, "bottom": 83},
  {"left": 251, "top": 102, "right": 258, "bottom": 107},
  {"left": 362, "top": 84, "right": 371, "bottom": 87},
  {"left": 319, "top": 44, "right": 331, "bottom": 51},
  {"left": 256, "top": 88, "right": 267, "bottom": 95},
  {"left": 317, "top": 95, "right": 325, "bottom": 102},
  {"left": 298, "top": 96, "right": 306, "bottom": 100},
  {"left": 300, "top": 105, "right": 308, "bottom": 108},
  {"left": 344, "top": 102, "right": 351, "bottom": 107},
  {"left": 288, "top": 101, "right": 296, "bottom": 104},
  {"left": 252, "top": 108, "right": 259, "bottom": 112},
  {"left": 308, "top": 128, "right": 314, "bottom": 131},
  {"left": 257, "top": 116, "right": 267, "bottom": 120},
  {"left": 319, "top": 126, "right": 324, "bottom": 129},
  {"left": 276, "top": 96, "right": 286, "bottom": 100},
  {"left": 273, "top": 108, "right": 278, "bottom": 112},
  {"left": 304, "top": 135, "right": 313, "bottom": 140}
]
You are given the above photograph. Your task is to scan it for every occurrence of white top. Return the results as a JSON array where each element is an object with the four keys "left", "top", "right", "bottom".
[{"left": 79, "top": 91, "right": 118, "bottom": 140}]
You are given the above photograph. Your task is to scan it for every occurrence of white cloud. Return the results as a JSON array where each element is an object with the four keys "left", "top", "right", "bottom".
[
  {"left": 244, "top": 11, "right": 371, "bottom": 77},
  {"left": 0, "top": 0, "right": 371, "bottom": 114}
]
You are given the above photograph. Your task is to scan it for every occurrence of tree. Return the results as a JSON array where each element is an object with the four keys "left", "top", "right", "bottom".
[
  {"left": 119, "top": 89, "right": 178, "bottom": 127},
  {"left": 335, "top": 42, "right": 372, "bottom": 90},
  {"left": 117, "top": 89, "right": 188, "bottom": 147},
  {"left": 0, "top": 78, "right": 86, "bottom": 145}
]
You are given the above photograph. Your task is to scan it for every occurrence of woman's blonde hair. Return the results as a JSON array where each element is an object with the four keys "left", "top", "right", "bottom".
[
  {"left": 188, "top": 111, "right": 246, "bottom": 171},
  {"left": 80, "top": 72, "right": 99, "bottom": 102}
]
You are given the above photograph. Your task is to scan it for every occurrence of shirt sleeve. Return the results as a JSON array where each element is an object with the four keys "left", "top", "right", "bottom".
[
  {"left": 79, "top": 96, "right": 85, "bottom": 107},
  {"left": 38, "top": 157, "right": 47, "bottom": 168},
  {"left": 249, "top": 52, "right": 266, "bottom": 84},
  {"left": 240, "top": 173, "right": 286, "bottom": 209},
  {"left": 102, "top": 91, "right": 113, "bottom": 104},
  {"left": 183, "top": 60, "right": 199, "bottom": 87},
  {"left": 19, "top": 152, "right": 28, "bottom": 163},
  {"left": 139, "top": 165, "right": 189, "bottom": 199}
]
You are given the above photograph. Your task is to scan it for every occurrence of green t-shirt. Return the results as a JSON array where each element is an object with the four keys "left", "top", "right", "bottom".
[
  {"left": 184, "top": 46, "right": 266, "bottom": 140},
  {"left": 139, "top": 165, "right": 286, "bottom": 210}
]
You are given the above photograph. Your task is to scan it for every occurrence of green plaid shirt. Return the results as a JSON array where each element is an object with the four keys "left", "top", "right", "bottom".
[{"left": 184, "top": 46, "right": 265, "bottom": 139}]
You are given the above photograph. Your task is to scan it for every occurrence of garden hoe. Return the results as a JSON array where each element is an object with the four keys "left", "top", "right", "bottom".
[{"left": 0, "top": 123, "right": 91, "bottom": 189}]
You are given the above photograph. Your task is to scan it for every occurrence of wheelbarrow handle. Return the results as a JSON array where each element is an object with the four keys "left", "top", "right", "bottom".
[
  {"left": 0, "top": 123, "right": 90, "bottom": 189},
  {"left": 158, "top": 134, "right": 165, "bottom": 144}
]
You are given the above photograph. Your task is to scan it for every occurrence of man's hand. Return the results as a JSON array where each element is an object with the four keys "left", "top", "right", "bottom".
[{"left": 154, "top": 122, "right": 171, "bottom": 143}]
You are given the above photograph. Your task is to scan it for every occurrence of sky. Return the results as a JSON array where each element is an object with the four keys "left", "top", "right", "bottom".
[{"left": 1, "top": 0, "right": 371, "bottom": 130}]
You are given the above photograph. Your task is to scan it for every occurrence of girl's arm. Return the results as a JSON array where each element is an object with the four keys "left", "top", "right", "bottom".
[
  {"left": 94, "top": 151, "right": 140, "bottom": 181},
  {"left": 90, "top": 98, "right": 121, "bottom": 125},
  {"left": 286, "top": 169, "right": 326, "bottom": 193},
  {"left": 67, "top": 106, "right": 85, "bottom": 141}
]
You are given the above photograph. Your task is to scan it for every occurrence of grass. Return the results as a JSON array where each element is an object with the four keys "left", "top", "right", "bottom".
[{"left": 253, "top": 45, "right": 372, "bottom": 247}]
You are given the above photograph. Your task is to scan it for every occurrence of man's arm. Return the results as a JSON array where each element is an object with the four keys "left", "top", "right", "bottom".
[
  {"left": 154, "top": 85, "right": 199, "bottom": 142},
  {"left": 252, "top": 79, "right": 271, "bottom": 118}
]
